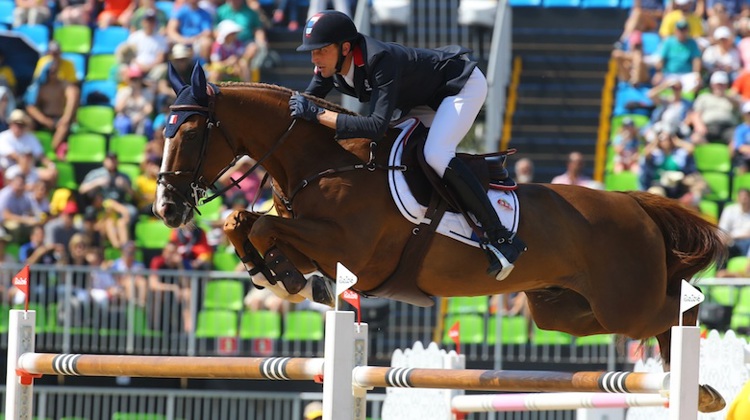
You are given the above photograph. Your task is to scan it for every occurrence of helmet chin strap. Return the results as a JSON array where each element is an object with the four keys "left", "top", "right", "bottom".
[{"left": 335, "top": 42, "right": 347, "bottom": 73}]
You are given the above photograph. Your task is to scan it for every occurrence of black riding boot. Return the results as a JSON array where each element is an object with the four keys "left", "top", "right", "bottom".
[{"left": 443, "top": 158, "right": 527, "bottom": 280}]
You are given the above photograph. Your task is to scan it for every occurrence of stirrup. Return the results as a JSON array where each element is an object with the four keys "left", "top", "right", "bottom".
[{"left": 484, "top": 244, "right": 514, "bottom": 281}]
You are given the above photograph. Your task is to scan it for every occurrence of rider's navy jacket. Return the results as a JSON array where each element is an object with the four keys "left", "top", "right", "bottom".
[{"left": 304, "top": 34, "right": 478, "bottom": 141}]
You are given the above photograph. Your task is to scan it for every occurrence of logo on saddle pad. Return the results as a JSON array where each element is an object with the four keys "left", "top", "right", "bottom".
[{"left": 497, "top": 198, "right": 513, "bottom": 211}]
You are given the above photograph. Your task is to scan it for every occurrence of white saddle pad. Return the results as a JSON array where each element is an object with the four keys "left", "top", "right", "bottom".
[{"left": 387, "top": 118, "right": 520, "bottom": 248}]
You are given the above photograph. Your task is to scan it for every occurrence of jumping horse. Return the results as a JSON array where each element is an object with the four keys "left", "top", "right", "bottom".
[{"left": 154, "top": 63, "right": 726, "bottom": 412}]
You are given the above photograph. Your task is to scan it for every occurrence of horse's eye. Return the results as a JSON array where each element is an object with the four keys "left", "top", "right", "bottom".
[{"left": 183, "top": 129, "right": 199, "bottom": 141}]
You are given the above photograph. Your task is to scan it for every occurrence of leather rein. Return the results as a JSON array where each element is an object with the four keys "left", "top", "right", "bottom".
[{"left": 158, "top": 86, "right": 406, "bottom": 217}]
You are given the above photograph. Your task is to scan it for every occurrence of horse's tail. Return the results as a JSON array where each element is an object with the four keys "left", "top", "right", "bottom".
[{"left": 625, "top": 191, "right": 728, "bottom": 286}]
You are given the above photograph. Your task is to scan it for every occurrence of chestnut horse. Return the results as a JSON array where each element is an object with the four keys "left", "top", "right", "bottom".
[{"left": 154, "top": 64, "right": 726, "bottom": 412}]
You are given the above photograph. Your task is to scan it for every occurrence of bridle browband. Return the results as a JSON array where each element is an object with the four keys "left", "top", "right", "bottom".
[{"left": 158, "top": 86, "right": 406, "bottom": 217}]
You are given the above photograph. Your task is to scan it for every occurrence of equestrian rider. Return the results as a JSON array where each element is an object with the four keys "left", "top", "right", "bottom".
[{"left": 288, "top": 10, "right": 526, "bottom": 280}]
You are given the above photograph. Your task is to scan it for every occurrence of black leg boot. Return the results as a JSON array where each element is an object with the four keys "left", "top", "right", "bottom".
[{"left": 443, "top": 158, "right": 527, "bottom": 280}]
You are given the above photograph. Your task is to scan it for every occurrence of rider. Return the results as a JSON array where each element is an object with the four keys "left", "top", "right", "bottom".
[{"left": 288, "top": 10, "right": 526, "bottom": 280}]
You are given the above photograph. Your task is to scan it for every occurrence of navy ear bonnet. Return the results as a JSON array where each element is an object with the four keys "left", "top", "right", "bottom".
[{"left": 164, "top": 61, "right": 221, "bottom": 139}]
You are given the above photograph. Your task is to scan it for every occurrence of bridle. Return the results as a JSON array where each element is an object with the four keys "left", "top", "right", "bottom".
[{"left": 157, "top": 85, "right": 297, "bottom": 215}]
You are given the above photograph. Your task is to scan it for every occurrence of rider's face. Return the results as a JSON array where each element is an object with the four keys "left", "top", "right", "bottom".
[{"left": 310, "top": 44, "right": 340, "bottom": 78}]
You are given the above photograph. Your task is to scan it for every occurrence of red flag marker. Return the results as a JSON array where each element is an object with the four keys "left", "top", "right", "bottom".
[
  {"left": 448, "top": 320, "right": 461, "bottom": 354},
  {"left": 341, "top": 289, "right": 361, "bottom": 324},
  {"left": 13, "top": 265, "right": 30, "bottom": 312}
]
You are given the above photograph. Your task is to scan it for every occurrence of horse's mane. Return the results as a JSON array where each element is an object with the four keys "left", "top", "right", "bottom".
[{"left": 218, "top": 82, "right": 358, "bottom": 116}]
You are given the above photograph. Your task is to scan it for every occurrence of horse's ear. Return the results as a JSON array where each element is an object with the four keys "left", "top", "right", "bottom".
[
  {"left": 167, "top": 62, "right": 185, "bottom": 94},
  {"left": 190, "top": 61, "right": 208, "bottom": 103}
]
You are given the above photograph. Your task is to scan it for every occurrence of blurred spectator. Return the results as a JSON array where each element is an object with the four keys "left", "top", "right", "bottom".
[
  {"left": 659, "top": 0, "right": 705, "bottom": 39},
  {"left": 0, "top": 87, "right": 15, "bottom": 132},
  {"left": 689, "top": 70, "right": 739, "bottom": 144},
  {"left": 244, "top": 286, "right": 289, "bottom": 314},
  {"left": 19, "top": 225, "right": 57, "bottom": 265},
  {"left": 26, "top": 180, "right": 50, "bottom": 221},
  {"left": 0, "top": 110, "right": 54, "bottom": 178},
  {"left": 612, "top": 31, "right": 650, "bottom": 87},
  {"left": 611, "top": 117, "right": 645, "bottom": 173},
  {"left": 216, "top": 0, "right": 267, "bottom": 62},
  {"left": 0, "top": 175, "right": 40, "bottom": 243},
  {"left": 0, "top": 53, "right": 18, "bottom": 95},
  {"left": 490, "top": 292, "right": 529, "bottom": 317},
  {"left": 647, "top": 78, "right": 692, "bottom": 137},
  {"left": 134, "top": 156, "right": 160, "bottom": 216},
  {"left": 653, "top": 20, "right": 703, "bottom": 94},
  {"left": 97, "top": 0, "right": 136, "bottom": 29},
  {"left": 131, "top": 0, "right": 170, "bottom": 31},
  {"left": 733, "top": 102, "right": 750, "bottom": 173},
  {"left": 303, "top": 401, "right": 323, "bottom": 420},
  {"left": 166, "top": 0, "right": 214, "bottom": 60},
  {"left": 80, "top": 206, "right": 104, "bottom": 248},
  {"left": 57, "top": 0, "right": 95, "bottom": 25},
  {"left": 217, "top": 156, "right": 262, "bottom": 205},
  {"left": 306, "top": 0, "right": 350, "bottom": 20},
  {"left": 148, "top": 242, "right": 193, "bottom": 332},
  {"left": 0, "top": 231, "right": 17, "bottom": 265},
  {"left": 79, "top": 152, "right": 138, "bottom": 223},
  {"left": 620, "top": 0, "right": 664, "bottom": 42},
  {"left": 156, "top": 44, "right": 196, "bottom": 104},
  {"left": 551, "top": 152, "right": 594, "bottom": 187},
  {"left": 273, "top": 0, "right": 300, "bottom": 31},
  {"left": 207, "top": 20, "right": 249, "bottom": 82},
  {"left": 13, "top": 0, "right": 51, "bottom": 27},
  {"left": 706, "top": 2, "right": 734, "bottom": 41},
  {"left": 33, "top": 41, "right": 78, "bottom": 84},
  {"left": 719, "top": 188, "right": 750, "bottom": 257},
  {"left": 514, "top": 157, "right": 534, "bottom": 183},
  {"left": 170, "top": 225, "right": 212, "bottom": 270},
  {"left": 114, "top": 65, "right": 154, "bottom": 137},
  {"left": 731, "top": 68, "right": 750, "bottom": 101},
  {"left": 123, "top": 9, "right": 169, "bottom": 79},
  {"left": 703, "top": 26, "right": 741, "bottom": 78},
  {"left": 5, "top": 152, "right": 56, "bottom": 192},
  {"left": 44, "top": 199, "right": 81, "bottom": 255},
  {"left": 639, "top": 123, "right": 696, "bottom": 197},
  {"left": 86, "top": 247, "right": 124, "bottom": 308},
  {"left": 84, "top": 188, "right": 132, "bottom": 249},
  {"left": 110, "top": 241, "right": 147, "bottom": 306},
  {"left": 24, "top": 61, "right": 80, "bottom": 156}
]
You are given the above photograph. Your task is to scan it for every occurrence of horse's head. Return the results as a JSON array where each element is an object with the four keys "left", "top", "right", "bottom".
[{"left": 153, "top": 62, "right": 236, "bottom": 227}]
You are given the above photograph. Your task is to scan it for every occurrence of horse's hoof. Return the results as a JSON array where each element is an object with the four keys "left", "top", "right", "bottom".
[{"left": 697, "top": 384, "right": 726, "bottom": 413}]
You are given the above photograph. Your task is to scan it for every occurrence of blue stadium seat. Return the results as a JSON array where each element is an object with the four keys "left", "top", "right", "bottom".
[
  {"left": 16, "top": 24, "right": 50, "bottom": 54},
  {"left": 620, "top": 0, "right": 633, "bottom": 7},
  {"left": 641, "top": 32, "right": 662, "bottom": 55},
  {"left": 613, "top": 84, "right": 652, "bottom": 116},
  {"left": 0, "top": 1, "right": 14, "bottom": 26},
  {"left": 510, "top": 0, "right": 542, "bottom": 6},
  {"left": 155, "top": 0, "right": 174, "bottom": 16},
  {"left": 90, "top": 26, "right": 130, "bottom": 55},
  {"left": 61, "top": 52, "right": 86, "bottom": 81},
  {"left": 581, "top": 0, "right": 619, "bottom": 7},
  {"left": 543, "top": 0, "right": 581, "bottom": 7},
  {"left": 80, "top": 80, "right": 117, "bottom": 106}
]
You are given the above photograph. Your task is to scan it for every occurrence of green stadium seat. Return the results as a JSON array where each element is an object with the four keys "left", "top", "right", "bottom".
[
  {"left": 86, "top": 54, "right": 118, "bottom": 81},
  {"left": 194, "top": 196, "right": 224, "bottom": 224},
  {"left": 575, "top": 334, "right": 614, "bottom": 346},
  {"left": 118, "top": 163, "right": 142, "bottom": 183},
  {"left": 34, "top": 130, "right": 57, "bottom": 160},
  {"left": 531, "top": 324, "right": 573, "bottom": 345},
  {"left": 213, "top": 252, "right": 239, "bottom": 272},
  {"left": 487, "top": 315, "right": 529, "bottom": 344},
  {"left": 53, "top": 25, "right": 92, "bottom": 54},
  {"left": 694, "top": 263, "right": 717, "bottom": 280},
  {"left": 609, "top": 114, "right": 650, "bottom": 140},
  {"left": 134, "top": 218, "right": 172, "bottom": 249},
  {"left": 446, "top": 296, "right": 489, "bottom": 314},
  {"left": 75, "top": 105, "right": 115, "bottom": 135},
  {"left": 693, "top": 144, "right": 731, "bottom": 173},
  {"left": 239, "top": 310, "right": 282, "bottom": 339},
  {"left": 194, "top": 309, "right": 238, "bottom": 338},
  {"left": 604, "top": 171, "right": 639, "bottom": 191},
  {"left": 111, "top": 413, "right": 168, "bottom": 420},
  {"left": 282, "top": 310, "right": 324, "bottom": 341},
  {"left": 702, "top": 172, "right": 730, "bottom": 202},
  {"left": 707, "top": 285, "right": 739, "bottom": 306},
  {"left": 732, "top": 173, "right": 750, "bottom": 200},
  {"left": 442, "top": 314, "right": 485, "bottom": 344},
  {"left": 725, "top": 256, "right": 749, "bottom": 277},
  {"left": 110, "top": 134, "right": 148, "bottom": 164},
  {"left": 66, "top": 133, "right": 106, "bottom": 163},
  {"left": 698, "top": 200, "right": 719, "bottom": 220},
  {"left": 203, "top": 279, "right": 244, "bottom": 311},
  {"left": 54, "top": 161, "right": 78, "bottom": 189}
]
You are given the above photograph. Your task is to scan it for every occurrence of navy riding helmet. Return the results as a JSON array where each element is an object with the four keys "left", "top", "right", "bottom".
[{"left": 297, "top": 10, "right": 360, "bottom": 52}]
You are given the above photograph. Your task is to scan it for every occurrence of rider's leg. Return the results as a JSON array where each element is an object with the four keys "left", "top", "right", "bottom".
[{"left": 423, "top": 67, "right": 526, "bottom": 280}]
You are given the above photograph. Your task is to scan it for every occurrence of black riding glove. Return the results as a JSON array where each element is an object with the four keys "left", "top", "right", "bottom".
[{"left": 289, "top": 92, "right": 324, "bottom": 122}]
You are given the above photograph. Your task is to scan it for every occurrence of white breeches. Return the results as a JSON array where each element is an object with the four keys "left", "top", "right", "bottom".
[{"left": 410, "top": 67, "right": 488, "bottom": 177}]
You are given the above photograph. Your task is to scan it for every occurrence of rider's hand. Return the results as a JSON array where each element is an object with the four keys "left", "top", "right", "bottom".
[{"left": 289, "top": 92, "right": 324, "bottom": 122}]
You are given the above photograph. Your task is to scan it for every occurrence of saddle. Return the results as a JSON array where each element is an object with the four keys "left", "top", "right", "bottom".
[
  {"left": 363, "top": 121, "right": 518, "bottom": 307},
  {"left": 400, "top": 122, "right": 517, "bottom": 210}
]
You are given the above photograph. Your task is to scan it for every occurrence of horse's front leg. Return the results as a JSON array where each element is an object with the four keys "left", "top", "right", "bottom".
[{"left": 223, "top": 210, "right": 335, "bottom": 306}]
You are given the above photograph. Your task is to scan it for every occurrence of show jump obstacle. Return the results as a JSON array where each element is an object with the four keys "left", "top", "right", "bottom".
[{"left": 6, "top": 305, "right": 701, "bottom": 420}]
